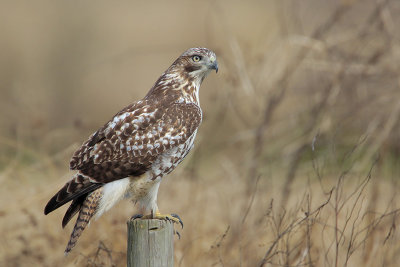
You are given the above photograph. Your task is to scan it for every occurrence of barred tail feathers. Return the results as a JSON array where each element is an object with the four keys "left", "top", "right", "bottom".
[{"left": 64, "top": 188, "right": 103, "bottom": 255}]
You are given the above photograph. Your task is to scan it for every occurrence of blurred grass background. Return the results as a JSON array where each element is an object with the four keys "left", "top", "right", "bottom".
[{"left": 1, "top": 0, "right": 400, "bottom": 266}]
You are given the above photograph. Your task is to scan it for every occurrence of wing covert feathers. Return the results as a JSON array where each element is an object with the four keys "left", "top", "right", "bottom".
[
  {"left": 68, "top": 102, "right": 201, "bottom": 183},
  {"left": 64, "top": 188, "right": 103, "bottom": 255}
]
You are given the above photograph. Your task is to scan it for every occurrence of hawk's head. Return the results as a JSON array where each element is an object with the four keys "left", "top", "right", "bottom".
[
  {"left": 173, "top": 47, "right": 218, "bottom": 80},
  {"left": 147, "top": 47, "right": 218, "bottom": 102}
]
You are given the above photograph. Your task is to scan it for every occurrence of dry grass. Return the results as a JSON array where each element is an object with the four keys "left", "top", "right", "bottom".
[{"left": 1, "top": 0, "right": 400, "bottom": 266}]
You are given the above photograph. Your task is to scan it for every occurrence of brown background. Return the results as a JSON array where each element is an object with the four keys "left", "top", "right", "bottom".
[{"left": 1, "top": 1, "right": 400, "bottom": 266}]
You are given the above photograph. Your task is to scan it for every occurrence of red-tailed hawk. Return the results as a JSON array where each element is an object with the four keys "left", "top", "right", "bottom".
[{"left": 44, "top": 47, "right": 218, "bottom": 254}]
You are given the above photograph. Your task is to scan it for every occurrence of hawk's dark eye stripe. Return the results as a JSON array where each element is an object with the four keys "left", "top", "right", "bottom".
[{"left": 185, "top": 65, "right": 202, "bottom": 72}]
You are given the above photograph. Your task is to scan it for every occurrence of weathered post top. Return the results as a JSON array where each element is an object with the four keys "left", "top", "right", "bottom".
[{"left": 127, "top": 219, "right": 174, "bottom": 267}]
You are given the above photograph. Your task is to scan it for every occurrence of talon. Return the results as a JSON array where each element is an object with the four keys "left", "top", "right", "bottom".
[
  {"left": 175, "top": 230, "right": 181, "bottom": 240},
  {"left": 170, "top": 213, "right": 184, "bottom": 229},
  {"left": 131, "top": 214, "right": 143, "bottom": 220}
]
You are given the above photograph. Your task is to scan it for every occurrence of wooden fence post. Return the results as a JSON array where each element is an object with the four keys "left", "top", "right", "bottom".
[{"left": 127, "top": 219, "right": 174, "bottom": 267}]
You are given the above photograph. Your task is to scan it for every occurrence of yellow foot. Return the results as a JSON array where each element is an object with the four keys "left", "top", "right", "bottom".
[{"left": 131, "top": 212, "right": 183, "bottom": 228}]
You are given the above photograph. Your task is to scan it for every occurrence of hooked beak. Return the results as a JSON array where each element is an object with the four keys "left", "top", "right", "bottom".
[{"left": 209, "top": 60, "right": 219, "bottom": 73}]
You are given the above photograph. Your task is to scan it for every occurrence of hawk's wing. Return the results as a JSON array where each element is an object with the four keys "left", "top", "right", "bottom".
[
  {"left": 71, "top": 101, "right": 202, "bottom": 182},
  {"left": 44, "top": 101, "right": 201, "bottom": 215}
]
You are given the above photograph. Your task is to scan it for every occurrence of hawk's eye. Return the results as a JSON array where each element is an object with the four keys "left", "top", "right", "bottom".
[{"left": 192, "top": 55, "right": 202, "bottom": 62}]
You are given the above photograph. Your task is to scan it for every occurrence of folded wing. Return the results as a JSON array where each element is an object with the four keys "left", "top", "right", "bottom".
[{"left": 44, "top": 101, "right": 202, "bottom": 215}]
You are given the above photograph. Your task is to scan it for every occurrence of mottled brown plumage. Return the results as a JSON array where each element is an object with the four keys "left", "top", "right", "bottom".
[{"left": 44, "top": 47, "right": 218, "bottom": 254}]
